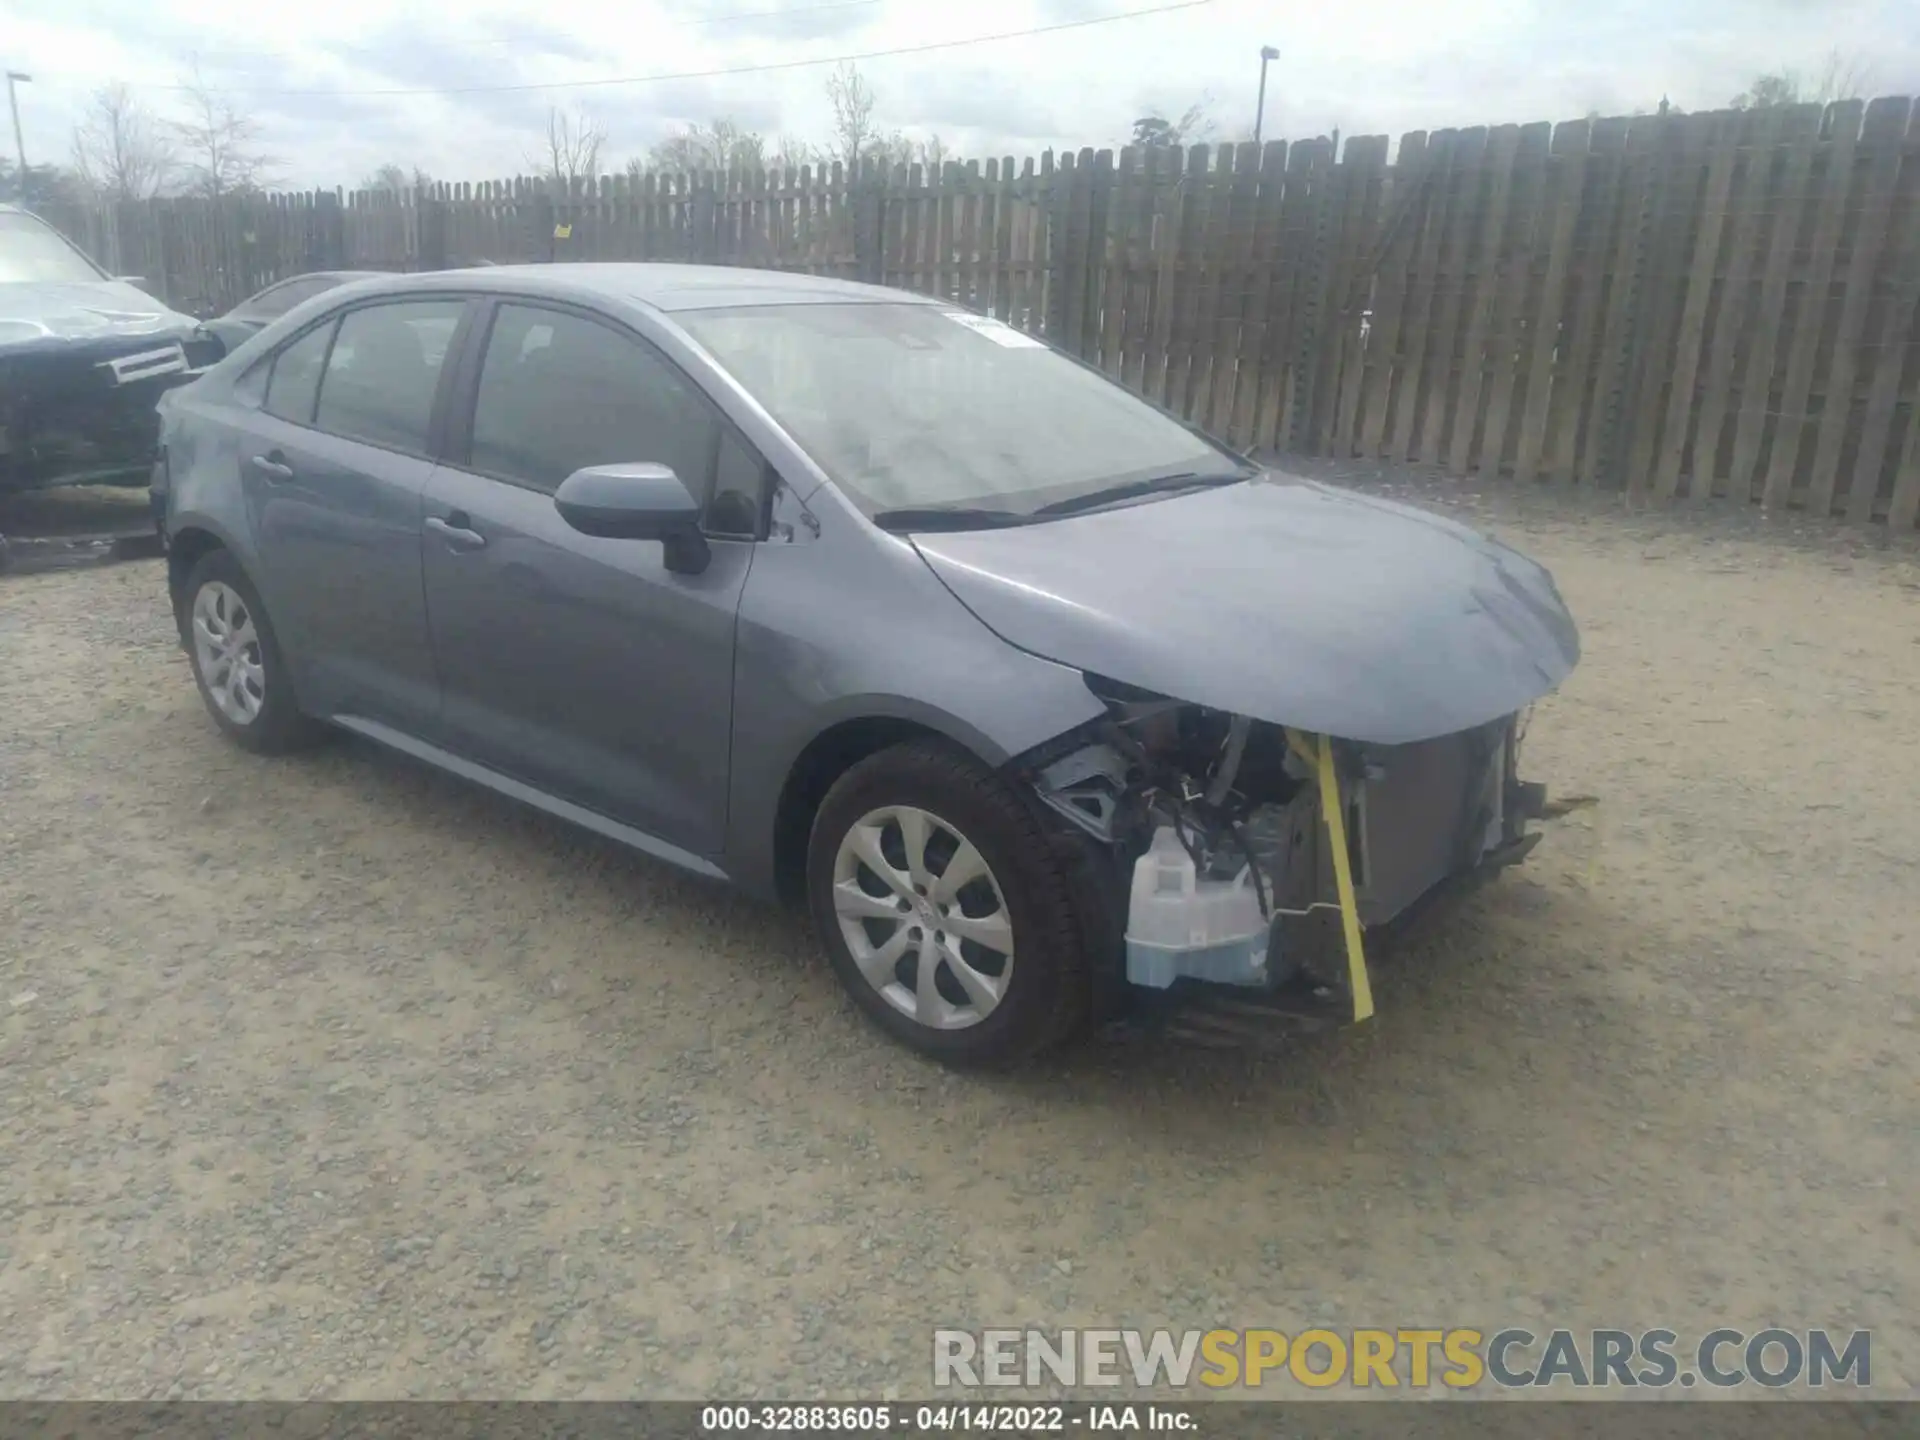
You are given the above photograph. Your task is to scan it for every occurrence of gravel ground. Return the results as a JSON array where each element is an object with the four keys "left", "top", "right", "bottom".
[{"left": 1, "top": 477, "right": 1916, "bottom": 1402}]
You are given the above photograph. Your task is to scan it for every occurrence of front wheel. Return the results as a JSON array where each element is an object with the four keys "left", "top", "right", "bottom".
[{"left": 806, "top": 738, "right": 1092, "bottom": 1066}]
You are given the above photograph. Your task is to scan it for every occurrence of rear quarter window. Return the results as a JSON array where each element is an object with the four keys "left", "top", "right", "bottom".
[
  {"left": 312, "top": 300, "right": 463, "bottom": 454},
  {"left": 264, "top": 322, "right": 334, "bottom": 425}
]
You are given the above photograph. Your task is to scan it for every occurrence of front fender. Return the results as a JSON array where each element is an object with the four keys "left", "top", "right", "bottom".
[{"left": 722, "top": 516, "right": 1106, "bottom": 899}]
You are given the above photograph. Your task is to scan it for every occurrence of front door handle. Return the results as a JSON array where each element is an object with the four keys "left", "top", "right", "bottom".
[
  {"left": 425, "top": 514, "right": 487, "bottom": 552},
  {"left": 249, "top": 454, "right": 293, "bottom": 482}
]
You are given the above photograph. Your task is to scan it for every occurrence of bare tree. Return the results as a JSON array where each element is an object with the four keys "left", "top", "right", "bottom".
[
  {"left": 1812, "top": 50, "right": 1874, "bottom": 102},
  {"left": 359, "top": 163, "right": 434, "bottom": 194},
  {"left": 644, "top": 117, "right": 765, "bottom": 174},
  {"left": 858, "top": 131, "right": 912, "bottom": 170},
  {"left": 856, "top": 132, "right": 953, "bottom": 171},
  {"left": 170, "top": 70, "right": 276, "bottom": 198},
  {"left": 70, "top": 84, "right": 174, "bottom": 201},
  {"left": 1731, "top": 49, "right": 1872, "bottom": 109},
  {"left": 820, "top": 63, "right": 953, "bottom": 171},
  {"left": 825, "top": 62, "right": 880, "bottom": 169},
  {"left": 534, "top": 107, "right": 606, "bottom": 191},
  {"left": 771, "top": 134, "right": 816, "bottom": 173}
]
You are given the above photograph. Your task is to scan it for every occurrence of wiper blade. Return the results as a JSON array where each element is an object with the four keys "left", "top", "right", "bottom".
[
  {"left": 1029, "top": 471, "right": 1245, "bottom": 518},
  {"left": 870, "top": 506, "right": 1031, "bottom": 533}
]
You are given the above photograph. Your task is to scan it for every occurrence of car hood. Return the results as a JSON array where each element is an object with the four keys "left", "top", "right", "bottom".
[
  {"left": 908, "top": 474, "right": 1580, "bottom": 745},
  {"left": 0, "top": 279, "right": 201, "bottom": 352}
]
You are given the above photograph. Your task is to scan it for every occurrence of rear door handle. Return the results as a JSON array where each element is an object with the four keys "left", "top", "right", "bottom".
[
  {"left": 425, "top": 513, "right": 487, "bottom": 552},
  {"left": 249, "top": 454, "right": 293, "bottom": 482}
]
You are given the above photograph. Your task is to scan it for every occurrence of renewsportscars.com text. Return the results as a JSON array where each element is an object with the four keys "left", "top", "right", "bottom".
[{"left": 932, "top": 1327, "right": 1872, "bottom": 1391}]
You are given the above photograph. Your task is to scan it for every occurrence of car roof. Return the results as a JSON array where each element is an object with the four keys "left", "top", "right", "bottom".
[{"left": 327, "top": 262, "right": 938, "bottom": 314}]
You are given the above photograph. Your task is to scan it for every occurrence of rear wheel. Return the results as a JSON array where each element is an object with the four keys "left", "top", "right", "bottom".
[
  {"left": 806, "top": 738, "right": 1091, "bottom": 1066},
  {"left": 182, "top": 549, "right": 325, "bottom": 754}
]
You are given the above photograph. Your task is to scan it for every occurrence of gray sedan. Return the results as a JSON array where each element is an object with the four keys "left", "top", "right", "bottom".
[{"left": 153, "top": 264, "right": 1578, "bottom": 1065}]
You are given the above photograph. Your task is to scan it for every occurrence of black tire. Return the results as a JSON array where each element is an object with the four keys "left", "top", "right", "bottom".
[
  {"left": 179, "top": 548, "right": 326, "bottom": 755},
  {"left": 806, "top": 737, "right": 1092, "bottom": 1066}
]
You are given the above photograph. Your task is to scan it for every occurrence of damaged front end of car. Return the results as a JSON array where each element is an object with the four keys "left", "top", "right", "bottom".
[
  {"left": 0, "top": 334, "right": 222, "bottom": 493},
  {"left": 1018, "top": 676, "right": 1550, "bottom": 1027},
  {"left": 1, "top": 206, "right": 225, "bottom": 493}
]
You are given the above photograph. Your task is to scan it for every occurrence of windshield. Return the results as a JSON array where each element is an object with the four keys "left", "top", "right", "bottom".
[
  {"left": 678, "top": 302, "right": 1242, "bottom": 515},
  {"left": 0, "top": 211, "right": 107, "bottom": 285}
]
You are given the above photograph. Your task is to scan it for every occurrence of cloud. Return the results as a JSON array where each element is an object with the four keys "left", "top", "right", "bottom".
[
  {"left": 1, "top": 0, "right": 1910, "bottom": 189},
  {"left": 678, "top": 0, "right": 884, "bottom": 45},
  {"left": 888, "top": 66, "right": 1064, "bottom": 142}
]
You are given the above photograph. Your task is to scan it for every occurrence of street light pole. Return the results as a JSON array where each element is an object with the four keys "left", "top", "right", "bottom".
[
  {"left": 6, "top": 72, "right": 30, "bottom": 201},
  {"left": 1253, "top": 46, "right": 1279, "bottom": 146}
]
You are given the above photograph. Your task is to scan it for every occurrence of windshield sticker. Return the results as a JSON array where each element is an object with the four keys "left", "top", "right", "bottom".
[{"left": 942, "top": 312, "right": 1045, "bottom": 348}]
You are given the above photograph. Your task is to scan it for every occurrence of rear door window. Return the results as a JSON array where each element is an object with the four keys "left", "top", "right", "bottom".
[{"left": 312, "top": 300, "right": 463, "bottom": 455}]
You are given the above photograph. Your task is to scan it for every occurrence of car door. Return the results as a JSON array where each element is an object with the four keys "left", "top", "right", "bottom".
[
  {"left": 419, "top": 298, "right": 766, "bottom": 856},
  {"left": 236, "top": 296, "right": 469, "bottom": 735}
]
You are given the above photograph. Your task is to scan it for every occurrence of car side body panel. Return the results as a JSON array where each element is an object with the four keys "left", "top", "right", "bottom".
[
  {"left": 237, "top": 415, "right": 443, "bottom": 734},
  {"left": 420, "top": 464, "right": 756, "bottom": 857},
  {"left": 159, "top": 383, "right": 270, "bottom": 594},
  {"left": 722, "top": 481, "right": 1107, "bottom": 899}
]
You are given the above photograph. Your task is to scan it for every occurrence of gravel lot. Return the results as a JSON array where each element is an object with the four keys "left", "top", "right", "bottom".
[{"left": 1, "top": 476, "right": 1916, "bottom": 1401}]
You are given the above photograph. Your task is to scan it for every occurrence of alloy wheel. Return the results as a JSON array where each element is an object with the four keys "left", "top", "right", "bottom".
[
  {"left": 830, "top": 805, "right": 1015, "bottom": 1030},
  {"left": 191, "top": 580, "right": 266, "bottom": 725}
]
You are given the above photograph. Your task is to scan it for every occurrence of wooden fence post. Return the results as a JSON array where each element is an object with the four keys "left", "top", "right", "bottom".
[
  {"left": 1585, "top": 116, "right": 1659, "bottom": 491},
  {"left": 1057, "top": 150, "right": 1100, "bottom": 357},
  {"left": 416, "top": 183, "right": 447, "bottom": 271},
  {"left": 1287, "top": 138, "right": 1340, "bottom": 454},
  {"left": 1814, "top": 96, "right": 1912, "bottom": 521},
  {"left": 1043, "top": 152, "right": 1074, "bottom": 345},
  {"left": 1327, "top": 135, "right": 1391, "bottom": 458},
  {"left": 854, "top": 160, "right": 885, "bottom": 284},
  {"left": 1081, "top": 149, "right": 1114, "bottom": 361},
  {"left": 1622, "top": 112, "right": 1711, "bottom": 500},
  {"left": 149, "top": 201, "right": 175, "bottom": 306},
  {"left": 533, "top": 184, "right": 556, "bottom": 263},
  {"left": 690, "top": 175, "right": 715, "bottom": 262}
]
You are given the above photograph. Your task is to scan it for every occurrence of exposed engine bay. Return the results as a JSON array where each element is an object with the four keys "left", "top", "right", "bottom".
[{"left": 1021, "top": 674, "right": 1546, "bottom": 1011}]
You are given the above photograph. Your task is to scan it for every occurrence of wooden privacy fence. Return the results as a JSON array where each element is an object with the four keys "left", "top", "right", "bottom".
[{"left": 42, "top": 95, "right": 1920, "bottom": 528}]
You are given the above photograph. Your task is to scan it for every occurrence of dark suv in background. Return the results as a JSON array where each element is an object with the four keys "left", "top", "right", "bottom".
[{"left": 0, "top": 203, "right": 219, "bottom": 495}]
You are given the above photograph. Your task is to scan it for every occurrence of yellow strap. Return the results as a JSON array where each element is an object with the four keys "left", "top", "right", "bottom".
[{"left": 1287, "top": 729, "right": 1375, "bottom": 1023}]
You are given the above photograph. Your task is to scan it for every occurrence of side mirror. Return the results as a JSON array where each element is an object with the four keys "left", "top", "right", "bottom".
[{"left": 553, "top": 463, "right": 710, "bottom": 574}]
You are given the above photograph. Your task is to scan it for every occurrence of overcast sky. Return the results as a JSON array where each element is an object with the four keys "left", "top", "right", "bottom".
[{"left": 3, "top": 0, "right": 1915, "bottom": 188}]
